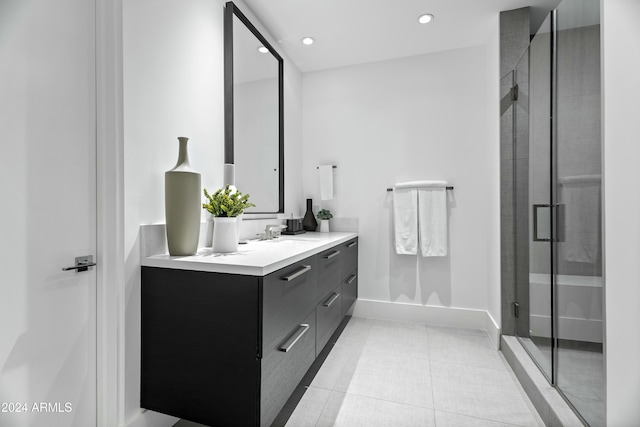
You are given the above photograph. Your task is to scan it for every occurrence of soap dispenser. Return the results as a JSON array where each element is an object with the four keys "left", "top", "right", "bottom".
[{"left": 302, "top": 198, "right": 317, "bottom": 231}]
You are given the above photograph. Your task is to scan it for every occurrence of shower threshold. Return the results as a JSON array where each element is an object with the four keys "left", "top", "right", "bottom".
[{"left": 500, "top": 336, "right": 584, "bottom": 426}]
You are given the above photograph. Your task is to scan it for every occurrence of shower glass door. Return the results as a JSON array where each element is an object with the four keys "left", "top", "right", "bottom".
[
  {"left": 554, "top": 0, "right": 604, "bottom": 425},
  {"left": 515, "top": 13, "right": 554, "bottom": 382},
  {"left": 514, "top": 0, "right": 603, "bottom": 425}
]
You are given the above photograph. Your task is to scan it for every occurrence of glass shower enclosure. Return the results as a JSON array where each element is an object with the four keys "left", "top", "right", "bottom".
[{"left": 509, "top": 0, "right": 603, "bottom": 425}]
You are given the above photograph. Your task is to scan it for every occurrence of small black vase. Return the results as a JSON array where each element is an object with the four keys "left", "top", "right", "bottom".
[{"left": 302, "top": 198, "right": 317, "bottom": 231}]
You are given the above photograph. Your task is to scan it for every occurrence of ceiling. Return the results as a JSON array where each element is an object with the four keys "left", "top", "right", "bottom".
[{"left": 242, "top": 0, "right": 560, "bottom": 73}]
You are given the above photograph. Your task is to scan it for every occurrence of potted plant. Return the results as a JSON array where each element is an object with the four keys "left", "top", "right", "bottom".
[
  {"left": 203, "top": 185, "right": 255, "bottom": 252},
  {"left": 317, "top": 209, "right": 333, "bottom": 233}
]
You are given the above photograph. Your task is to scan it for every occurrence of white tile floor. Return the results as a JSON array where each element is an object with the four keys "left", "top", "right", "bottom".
[{"left": 286, "top": 318, "right": 545, "bottom": 427}]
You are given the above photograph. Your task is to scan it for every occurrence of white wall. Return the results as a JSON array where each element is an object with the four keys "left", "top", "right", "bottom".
[
  {"left": 302, "top": 42, "right": 501, "bottom": 329},
  {"left": 601, "top": 0, "right": 640, "bottom": 424},
  {"left": 123, "top": 1, "right": 223, "bottom": 424},
  {"left": 122, "top": 1, "right": 302, "bottom": 425},
  {"left": 486, "top": 23, "right": 502, "bottom": 334}
]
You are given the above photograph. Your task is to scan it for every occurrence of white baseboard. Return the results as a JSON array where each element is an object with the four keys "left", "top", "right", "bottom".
[
  {"left": 484, "top": 311, "right": 501, "bottom": 349},
  {"left": 352, "top": 299, "right": 501, "bottom": 349},
  {"left": 124, "top": 409, "right": 178, "bottom": 427}
]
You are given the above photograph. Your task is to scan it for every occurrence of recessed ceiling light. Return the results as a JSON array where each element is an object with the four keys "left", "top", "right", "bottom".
[
  {"left": 301, "top": 37, "right": 315, "bottom": 46},
  {"left": 418, "top": 13, "right": 434, "bottom": 24},
  {"left": 257, "top": 46, "right": 269, "bottom": 53}
]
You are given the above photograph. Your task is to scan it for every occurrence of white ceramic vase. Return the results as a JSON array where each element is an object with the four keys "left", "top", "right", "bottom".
[
  {"left": 213, "top": 217, "right": 238, "bottom": 253},
  {"left": 319, "top": 219, "right": 330, "bottom": 233},
  {"left": 165, "top": 137, "right": 201, "bottom": 256}
]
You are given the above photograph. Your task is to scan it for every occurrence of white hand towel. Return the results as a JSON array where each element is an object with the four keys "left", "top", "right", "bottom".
[
  {"left": 393, "top": 186, "right": 418, "bottom": 255},
  {"left": 560, "top": 175, "right": 600, "bottom": 263},
  {"left": 417, "top": 182, "right": 448, "bottom": 257},
  {"left": 319, "top": 165, "right": 334, "bottom": 200}
]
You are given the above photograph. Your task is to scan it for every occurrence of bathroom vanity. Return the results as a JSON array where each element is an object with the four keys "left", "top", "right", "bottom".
[{"left": 140, "top": 232, "right": 358, "bottom": 426}]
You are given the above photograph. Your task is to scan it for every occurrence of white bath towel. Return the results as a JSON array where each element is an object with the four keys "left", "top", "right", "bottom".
[
  {"left": 319, "top": 165, "right": 334, "bottom": 200},
  {"left": 393, "top": 181, "right": 448, "bottom": 256},
  {"left": 560, "top": 175, "right": 600, "bottom": 263},
  {"left": 417, "top": 182, "right": 448, "bottom": 256},
  {"left": 393, "top": 186, "right": 418, "bottom": 255}
]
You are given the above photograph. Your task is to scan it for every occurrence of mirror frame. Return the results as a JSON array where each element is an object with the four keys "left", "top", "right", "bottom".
[{"left": 224, "top": 1, "right": 285, "bottom": 214}]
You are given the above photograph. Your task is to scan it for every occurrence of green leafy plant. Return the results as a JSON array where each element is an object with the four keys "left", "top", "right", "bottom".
[
  {"left": 317, "top": 209, "right": 333, "bottom": 220},
  {"left": 202, "top": 185, "right": 255, "bottom": 217}
]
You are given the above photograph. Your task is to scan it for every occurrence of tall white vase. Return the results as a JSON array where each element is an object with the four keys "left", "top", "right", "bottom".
[
  {"left": 213, "top": 217, "right": 238, "bottom": 253},
  {"left": 165, "top": 137, "right": 201, "bottom": 256}
]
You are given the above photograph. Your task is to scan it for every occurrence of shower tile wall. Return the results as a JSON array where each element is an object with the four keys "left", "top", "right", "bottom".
[
  {"left": 518, "top": 28, "right": 551, "bottom": 278},
  {"left": 528, "top": 25, "right": 602, "bottom": 278},
  {"left": 556, "top": 24, "right": 602, "bottom": 278},
  {"left": 514, "top": 52, "right": 531, "bottom": 339},
  {"left": 499, "top": 7, "right": 530, "bottom": 336}
]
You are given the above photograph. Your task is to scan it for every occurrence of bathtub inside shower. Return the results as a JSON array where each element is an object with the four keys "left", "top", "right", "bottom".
[{"left": 529, "top": 273, "right": 603, "bottom": 343}]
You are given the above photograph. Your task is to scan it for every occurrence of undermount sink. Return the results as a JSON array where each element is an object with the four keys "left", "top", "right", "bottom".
[{"left": 259, "top": 237, "right": 315, "bottom": 244}]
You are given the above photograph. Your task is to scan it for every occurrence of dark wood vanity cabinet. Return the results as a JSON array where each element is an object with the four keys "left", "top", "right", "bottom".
[
  {"left": 341, "top": 238, "right": 359, "bottom": 317},
  {"left": 141, "top": 237, "right": 358, "bottom": 427},
  {"left": 314, "top": 237, "right": 359, "bottom": 357},
  {"left": 141, "top": 268, "right": 261, "bottom": 426}
]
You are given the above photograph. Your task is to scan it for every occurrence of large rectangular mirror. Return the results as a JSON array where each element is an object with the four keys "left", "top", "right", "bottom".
[{"left": 224, "top": 2, "right": 284, "bottom": 214}]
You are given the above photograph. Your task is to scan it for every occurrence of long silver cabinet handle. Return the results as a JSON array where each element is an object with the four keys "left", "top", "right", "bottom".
[
  {"left": 347, "top": 241, "right": 357, "bottom": 248},
  {"left": 323, "top": 292, "right": 340, "bottom": 307},
  {"left": 279, "top": 324, "right": 310, "bottom": 352},
  {"left": 281, "top": 265, "right": 311, "bottom": 281},
  {"left": 323, "top": 250, "right": 340, "bottom": 259},
  {"left": 346, "top": 274, "right": 357, "bottom": 285}
]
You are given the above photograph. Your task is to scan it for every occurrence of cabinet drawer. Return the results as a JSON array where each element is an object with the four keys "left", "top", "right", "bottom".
[
  {"left": 342, "top": 238, "right": 358, "bottom": 279},
  {"left": 262, "top": 257, "right": 317, "bottom": 357},
  {"left": 342, "top": 269, "right": 358, "bottom": 317},
  {"left": 316, "top": 247, "right": 343, "bottom": 300},
  {"left": 316, "top": 284, "right": 343, "bottom": 357},
  {"left": 261, "top": 311, "right": 316, "bottom": 427}
]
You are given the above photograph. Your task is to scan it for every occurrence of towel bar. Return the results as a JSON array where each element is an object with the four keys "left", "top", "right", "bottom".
[
  {"left": 317, "top": 165, "right": 337, "bottom": 169},
  {"left": 387, "top": 186, "right": 454, "bottom": 191}
]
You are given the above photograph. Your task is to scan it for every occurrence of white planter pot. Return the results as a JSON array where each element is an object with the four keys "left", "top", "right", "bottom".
[
  {"left": 213, "top": 217, "right": 238, "bottom": 253},
  {"left": 319, "top": 219, "right": 330, "bottom": 233}
]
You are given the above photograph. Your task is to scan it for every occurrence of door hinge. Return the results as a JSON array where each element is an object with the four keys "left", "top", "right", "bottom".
[
  {"left": 512, "top": 302, "right": 520, "bottom": 318},
  {"left": 511, "top": 84, "right": 519, "bottom": 101}
]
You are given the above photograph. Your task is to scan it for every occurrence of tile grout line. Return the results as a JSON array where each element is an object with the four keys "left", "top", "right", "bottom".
[
  {"left": 317, "top": 388, "right": 436, "bottom": 412},
  {"left": 312, "top": 318, "right": 374, "bottom": 427},
  {"left": 434, "top": 408, "right": 531, "bottom": 427},
  {"left": 312, "top": 387, "right": 332, "bottom": 427},
  {"left": 429, "top": 357, "right": 510, "bottom": 373},
  {"left": 425, "top": 325, "right": 438, "bottom": 426}
]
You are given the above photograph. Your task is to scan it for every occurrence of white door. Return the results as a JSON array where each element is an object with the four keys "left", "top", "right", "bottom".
[{"left": 0, "top": 0, "right": 97, "bottom": 426}]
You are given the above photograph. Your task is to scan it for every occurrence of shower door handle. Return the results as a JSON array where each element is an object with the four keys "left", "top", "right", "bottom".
[
  {"left": 533, "top": 204, "right": 565, "bottom": 242},
  {"left": 533, "top": 204, "right": 552, "bottom": 242}
]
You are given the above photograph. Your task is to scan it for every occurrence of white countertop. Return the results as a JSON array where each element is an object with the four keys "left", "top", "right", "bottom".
[{"left": 141, "top": 232, "right": 358, "bottom": 276}]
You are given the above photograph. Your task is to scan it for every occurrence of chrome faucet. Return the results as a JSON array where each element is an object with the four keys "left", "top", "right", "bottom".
[{"left": 264, "top": 224, "right": 287, "bottom": 240}]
